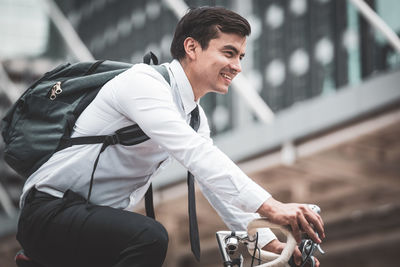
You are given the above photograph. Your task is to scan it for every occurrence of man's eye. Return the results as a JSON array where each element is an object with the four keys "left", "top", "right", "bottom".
[{"left": 225, "top": 51, "right": 234, "bottom": 57}]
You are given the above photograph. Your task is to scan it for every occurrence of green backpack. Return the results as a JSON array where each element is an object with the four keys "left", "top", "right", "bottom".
[{"left": 1, "top": 52, "right": 169, "bottom": 181}]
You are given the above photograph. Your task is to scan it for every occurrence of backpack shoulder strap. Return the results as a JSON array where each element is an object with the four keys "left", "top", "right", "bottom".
[
  {"left": 152, "top": 65, "right": 171, "bottom": 86},
  {"left": 59, "top": 59, "right": 171, "bottom": 151}
]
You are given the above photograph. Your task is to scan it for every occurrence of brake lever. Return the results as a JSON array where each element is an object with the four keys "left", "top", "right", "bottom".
[
  {"left": 307, "top": 204, "right": 325, "bottom": 256},
  {"left": 288, "top": 205, "right": 325, "bottom": 267}
]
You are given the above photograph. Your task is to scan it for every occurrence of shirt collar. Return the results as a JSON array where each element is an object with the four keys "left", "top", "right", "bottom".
[{"left": 169, "top": 59, "right": 198, "bottom": 115}]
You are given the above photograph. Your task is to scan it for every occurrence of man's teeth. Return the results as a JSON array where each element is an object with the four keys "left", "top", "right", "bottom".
[{"left": 221, "top": 73, "right": 232, "bottom": 80}]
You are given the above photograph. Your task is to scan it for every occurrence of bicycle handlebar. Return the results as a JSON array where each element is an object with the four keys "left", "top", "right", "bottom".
[
  {"left": 217, "top": 205, "right": 323, "bottom": 267},
  {"left": 247, "top": 218, "right": 297, "bottom": 267}
]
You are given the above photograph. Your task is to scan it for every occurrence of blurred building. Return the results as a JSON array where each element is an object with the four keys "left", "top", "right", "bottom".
[{"left": 0, "top": 0, "right": 399, "bottom": 266}]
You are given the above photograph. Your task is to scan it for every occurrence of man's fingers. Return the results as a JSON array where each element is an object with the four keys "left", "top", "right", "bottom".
[
  {"left": 314, "top": 215, "right": 325, "bottom": 239},
  {"left": 317, "top": 213, "right": 324, "bottom": 227},
  {"left": 315, "top": 257, "right": 320, "bottom": 267},
  {"left": 306, "top": 205, "right": 325, "bottom": 238},
  {"left": 293, "top": 246, "right": 302, "bottom": 266},
  {"left": 290, "top": 219, "right": 302, "bottom": 243},
  {"left": 304, "top": 210, "right": 325, "bottom": 240},
  {"left": 316, "top": 213, "right": 325, "bottom": 238},
  {"left": 298, "top": 213, "right": 322, "bottom": 243}
]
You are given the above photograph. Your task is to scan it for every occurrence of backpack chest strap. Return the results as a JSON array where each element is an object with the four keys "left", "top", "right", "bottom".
[{"left": 57, "top": 124, "right": 150, "bottom": 151}]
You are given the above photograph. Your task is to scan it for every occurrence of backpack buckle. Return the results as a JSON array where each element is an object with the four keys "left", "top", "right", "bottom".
[{"left": 105, "top": 134, "right": 120, "bottom": 146}]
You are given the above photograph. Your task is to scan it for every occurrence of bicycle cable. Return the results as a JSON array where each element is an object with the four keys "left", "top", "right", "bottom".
[
  {"left": 250, "top": 232, "right": 260, "bottom": 267},
  {"left": 298, "top": 240, "right": 315, "bottom": 267}
]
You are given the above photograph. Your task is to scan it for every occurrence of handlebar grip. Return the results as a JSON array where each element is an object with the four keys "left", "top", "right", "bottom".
[{"left": 247, "top": 218, "right": 297, "bottom": 267}]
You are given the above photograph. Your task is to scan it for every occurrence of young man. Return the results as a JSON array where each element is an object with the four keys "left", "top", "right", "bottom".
[{"left": 16, "top": 6, "right": 324, "bottom": 267}]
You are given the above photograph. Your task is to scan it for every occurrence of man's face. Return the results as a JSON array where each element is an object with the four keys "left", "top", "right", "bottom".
[{"left": 192, "top": 32, "right": 246, "bottom": 96}]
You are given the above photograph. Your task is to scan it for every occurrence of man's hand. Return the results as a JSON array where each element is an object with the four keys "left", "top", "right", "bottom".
[
  {"left": 263, "top": 239, "right": 320, "bottom": 267},
  {"left": 257, "top": 197, "right": 325, "bottom": 244}
]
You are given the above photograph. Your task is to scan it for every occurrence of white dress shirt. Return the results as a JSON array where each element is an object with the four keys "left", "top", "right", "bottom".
[{"left": 21, "top": 59, "right": 276, "bottom": 247}]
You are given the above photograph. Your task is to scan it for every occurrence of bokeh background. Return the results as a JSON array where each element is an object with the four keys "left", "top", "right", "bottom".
[{"left": 0, "top": 0, "right": 399, "bottom": 266}]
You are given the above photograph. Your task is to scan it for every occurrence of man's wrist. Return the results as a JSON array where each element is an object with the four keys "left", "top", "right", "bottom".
[
  {"left": 257, "top": 196, "right": 278, "bottom": 218},
  {"left": 262, "top": 239, "right": 283, "bottom": 254}
]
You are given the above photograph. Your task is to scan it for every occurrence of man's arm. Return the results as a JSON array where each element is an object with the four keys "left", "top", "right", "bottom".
[{"left": 115, "top": 63, "right": 325, "bottom": 249}]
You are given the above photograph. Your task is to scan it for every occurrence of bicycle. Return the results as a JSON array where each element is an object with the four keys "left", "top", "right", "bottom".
[{"left": 216, "top": 205, "right": 325, "bottom": 267}]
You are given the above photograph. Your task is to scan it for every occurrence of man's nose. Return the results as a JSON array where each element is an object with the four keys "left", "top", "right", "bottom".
[{"left": 230, "top": 59, "right": 242, "bottom": 74}]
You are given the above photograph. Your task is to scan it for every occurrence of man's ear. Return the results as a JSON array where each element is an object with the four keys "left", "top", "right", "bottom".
[{"left": 183, "top": 37, "right": 199, "bottom": 60}]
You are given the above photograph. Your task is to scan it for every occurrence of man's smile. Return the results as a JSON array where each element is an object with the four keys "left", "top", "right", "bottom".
[{"left": 220, "top": 72, "right": 234, "bottom": 84}]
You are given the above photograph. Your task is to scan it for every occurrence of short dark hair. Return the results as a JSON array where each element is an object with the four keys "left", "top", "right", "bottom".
[{"left": 170, "top": 6, "right": 251, "bottom": 60}]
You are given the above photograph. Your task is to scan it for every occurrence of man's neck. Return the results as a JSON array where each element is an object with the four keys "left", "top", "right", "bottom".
[{"left": 179, "top": 58, "right": 205, "bottom": 102}]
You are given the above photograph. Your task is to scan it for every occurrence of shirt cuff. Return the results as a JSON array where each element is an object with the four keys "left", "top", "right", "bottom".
[
  {"left": 257, "top": 228, "right": 277, "bottom": 249},
  {"left": 232, "top": 180, "right": 271, "bottom": 213},
  {"left": 247, "top": 228, "right": 277, "bottom": 250}
]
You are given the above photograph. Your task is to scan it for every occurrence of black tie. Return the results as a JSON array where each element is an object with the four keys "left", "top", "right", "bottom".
[{"left": 188, "top": 105, "right": 200, "bottom": 261}]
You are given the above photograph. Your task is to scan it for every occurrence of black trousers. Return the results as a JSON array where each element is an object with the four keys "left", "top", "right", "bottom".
[{"left": 16, "top": 188, "right": 168, "bottom": 267}]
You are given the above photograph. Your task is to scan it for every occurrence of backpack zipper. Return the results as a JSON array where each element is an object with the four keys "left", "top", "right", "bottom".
[{"left": 50, "top": 81, "right": 62, "bottom": 100}]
